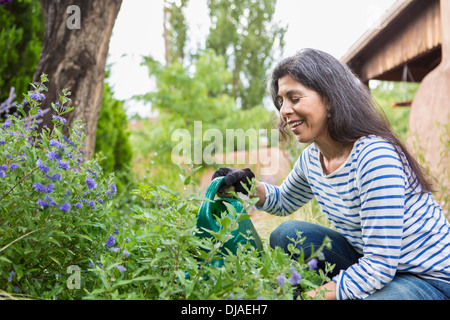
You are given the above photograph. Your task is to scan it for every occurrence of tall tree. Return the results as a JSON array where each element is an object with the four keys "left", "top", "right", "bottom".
[
  {"left": 163, "top": 0, "right": 190, "bottom": 65},
  {"left": 32, "top": 0, "right": 122, "bottom": 158},
  {"left": 206, "top": 0, "right": 286, "bottom": 109}
]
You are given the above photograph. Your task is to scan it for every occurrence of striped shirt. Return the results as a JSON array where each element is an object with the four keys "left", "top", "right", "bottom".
[{"left": 258, "top": 135, "right": 450, "bottom": 300}]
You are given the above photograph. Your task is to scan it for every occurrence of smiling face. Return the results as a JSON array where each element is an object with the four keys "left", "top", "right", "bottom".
[{"left": 277, "top": 75, "right": 329, "bottom": 144}]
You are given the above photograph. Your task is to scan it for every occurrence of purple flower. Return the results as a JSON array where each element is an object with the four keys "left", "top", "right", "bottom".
[
  {"left": 33, "top": 182, "right": 47, "bottom": 193},
  {"left": 116, "top": 265, "right": 126, "bottom": 273},
  {"left": 49, "top": 139, "right": 64, "bottom": 149},
  {"left": 45, "top": 195, "right": 58, "bottom": 207},
  {"left": 123, "top": 250, "right": 130, "bottom": 257},
  {"left": 0, "top": 140, "right": 5, "bottom": 145},
  {"left": 289, "top": 266, "right": 302, "bottom": 285},
  {"left": 105, "top": 235, "right": 115, "bottom": 247},
  {"left": 46, "top": 183, "right": 55, "bottom": 193},
  {"left": 52, "top": 115, "right": 67, "bottom": 125},
  {"left": 9, "top": 163, "right": 19, "bottom": 170},
  {"left": 277, "top": 273, "right": 285, "bottom": 286},
  {"left": 75, "top": 202, "right": 83, "bottom": 209},
  {"left": 110, "top": 247, "right": 120, "bottom": 253},
  {"left": 29, "top": 92, "right": 45, "bottom": 101},
  {"left": 36, "top": 199, "right": 49, "bottom": 208},
  {"left": 58, "top": 161, "right": 70, "bottom": 170},
  {"left": 63, "top": 136, "right": 75, "bottom": 148},
  {"left": 37, "top": 159, "right": 49, "bottom": 174},
  {"left": 113, "top": 226, "right": 119, "bottom": 235},
  {"left": 308, "top": 258, "right": 318, "bottom": 270},
  {"left": 85, "top": 177, "right": 97, "bottom": 189},
  {"left": 0, "top": 164, "right": 7, "bottom": 171},
  {"left": 0, "top": 0, "right": 13, "bottom": 5},
  {"left": 45, "top": 173, "right": 62, "bottom": 181},
  {"left": 46, "top": 151, "right": 61, "bottom": 161},
  {"left": 59, "top": 202, "right": 71, "bottom": 212}
]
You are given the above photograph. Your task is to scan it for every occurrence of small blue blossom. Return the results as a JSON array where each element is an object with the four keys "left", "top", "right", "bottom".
[
  {"left": 123, "top": 250, "right": 130, "bottom": 257},
  {"left": 36, "top": 199, "right": 49, "bottom": 208},
  {"left": 49, "top": 139, "right": 62, "bottom": 148},
  {"left": 9, "top": 163, "right": 19, "bottom": 170},
  {"left": 308, "top": 258, "right": 318, "bottom": 270},
  {"left": 33, "top": 182, "right": 47, "bottom": 193},
  {"left": 0, "top": 140, "right": 5, "bottom": 145},
  {"left": 277, "top": 273, "right": 285, "bottom": 286},
  {"left": 75, "top": 202, "right": 83, "bottom": 209},
  {"left": 110, "top": 247, "right": 120, "bottom": 253},
  {"left": 59, "top": 202, "right": 71, "bottom": 212},
  {"left": 0, "top": 164, "right": 7, "bottom": 171},
  {"left": 289, "top": 266, "right": 302, "bottom": 285},
  {"left": 113, "top": 226, "right": 119, "bottom": 235},
  {"left": 46, "top": 151, "right": 61, "bottom": 161},
  {"left": 45, "top": 195, "right": 58, "bottom": 207},
  {"left": 105, "top": 235, "right": 115, "bottom": 247},
  {"left": 46, "top": 183, "right": 55, "bottom": 193},
  {"left": 45, "top": 173, "right": 62, "bottom": 181},
  {"left": 116, "top": 265, "right": 126, "bottom": 273},
  {"left": 85, "top": 177, "right": 97, "bottom": 189},
  {"left": 52, "top": 115, "right": 67, "bottom": 125},
  {"left": 29, "top": 92, "right": 45, "bottom": 101},
  {"left": 63, "top": 136, "right": 76, "bottom": 148},
  {"left": 58, "top": 161, "right": 70, "bottom": 170},
  {"left": 37, "top": 159, "right": 49, "bottom": 174},
  {"left": 86, "top": 168, "right": 97, "bottom": 177}
]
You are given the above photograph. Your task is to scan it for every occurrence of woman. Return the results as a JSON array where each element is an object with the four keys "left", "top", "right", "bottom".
[{"left": 212, "top": 49, "right": 450, "bottom": 300}]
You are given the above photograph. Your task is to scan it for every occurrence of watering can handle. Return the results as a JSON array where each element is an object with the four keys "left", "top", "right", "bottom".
[{"left": 205, "top": 176, "right": 234, "bottom": 200}]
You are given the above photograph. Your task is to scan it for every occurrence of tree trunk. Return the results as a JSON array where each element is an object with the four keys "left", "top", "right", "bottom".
[{"left": 33, "top": 0, "right": 122, "bottom": 158}]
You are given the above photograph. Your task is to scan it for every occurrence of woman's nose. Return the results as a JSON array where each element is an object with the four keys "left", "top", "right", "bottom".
[{"left": 280, "top": 100, "right": 294, "bottom": 118}]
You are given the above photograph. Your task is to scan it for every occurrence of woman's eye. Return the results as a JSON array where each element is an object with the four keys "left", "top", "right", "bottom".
[
  {"left": 291, "top": 97, "right": 301, "bottom": 103},
  {"left": 277, "top": 98, "right": 283, "bottom": 107}
]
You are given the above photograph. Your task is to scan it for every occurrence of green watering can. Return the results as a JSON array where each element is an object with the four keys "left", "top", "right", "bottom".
[{"left": 196, "top": 176, "right": 263, "bottom": 267}]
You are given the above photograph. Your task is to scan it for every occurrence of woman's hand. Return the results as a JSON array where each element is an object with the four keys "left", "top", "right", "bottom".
[
  {"left": 212, "top": 167, "right": 266, "bottom": 207},
  {"left": 212, "top": 167, "right": 255, "bottom": 194}
]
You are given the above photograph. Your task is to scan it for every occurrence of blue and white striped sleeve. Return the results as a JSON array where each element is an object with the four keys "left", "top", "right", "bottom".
[
  {"left": 257, "top": 150, "right": 315, "bottom": 216},
  {"left": 334, "top": 141, "right": 406, "bottom": 300}
]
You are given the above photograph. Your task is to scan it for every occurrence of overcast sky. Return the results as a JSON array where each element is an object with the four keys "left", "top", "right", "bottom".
[{"left": 107, "top": 0, "right": 398, "bottom": 117}]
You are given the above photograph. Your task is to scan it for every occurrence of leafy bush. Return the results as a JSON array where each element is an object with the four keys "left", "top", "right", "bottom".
[
  {"left": 1, "top": 76, "right": 332, "bottom": 300},
  {"left": 83, "top": 175, "right": 333, "bottom": 300},
  {"left": 0, "top": 75, "right": 117, "bottom": 299}
]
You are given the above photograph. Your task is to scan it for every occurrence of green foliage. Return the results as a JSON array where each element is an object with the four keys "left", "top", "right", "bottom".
[
  {"left": 83, "top": 177, "right": 332, "bottom": 300},
  {"left": 0, "top": 0, "right": 44, "bottom": 102},
  {"left": 0, "top": 75, "right": 117, "bottom": 299},
  {"left": 94, "top": 76, "right": 133, "bottom": 193},
  {"left": 163, "top": 0, "right": 190, "bottom": 64},
  {"left": 206, "top": 0, "right": 287, "bottom": 109},
  {"left": 135, "top": 49, "right": 276, "bottom": 190},
  {"left": 370, "top": 80, "right": 419, "bottom": 142}
]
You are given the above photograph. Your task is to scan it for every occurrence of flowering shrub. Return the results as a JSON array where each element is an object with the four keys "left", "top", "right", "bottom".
[
  {"left": 0, "top": 75, "right": 116, "bottom": 299},
  {"left": 0, "top": 76, "right": 332, "bottom": 300},
  {"left": 83, "top": 179, "right": 333, "bottom": 300}
]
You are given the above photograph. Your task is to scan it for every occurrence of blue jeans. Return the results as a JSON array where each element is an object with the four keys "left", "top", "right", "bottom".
[{"left": 270, "top": 220, "right": 450, "bottom": 300}]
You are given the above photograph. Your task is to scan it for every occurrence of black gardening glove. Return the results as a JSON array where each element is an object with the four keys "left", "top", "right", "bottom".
[{"left": 212, "top": 167, "right": 255, "bottom": 195}]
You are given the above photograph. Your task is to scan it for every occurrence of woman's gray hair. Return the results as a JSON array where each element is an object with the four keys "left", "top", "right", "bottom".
[{"left": 268, "top": 48, "right": 434, "bottom": 193}]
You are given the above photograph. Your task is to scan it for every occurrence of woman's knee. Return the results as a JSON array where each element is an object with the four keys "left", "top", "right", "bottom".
[{"left": 269, "top": 220, "right": 319, "bottom": 251}]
